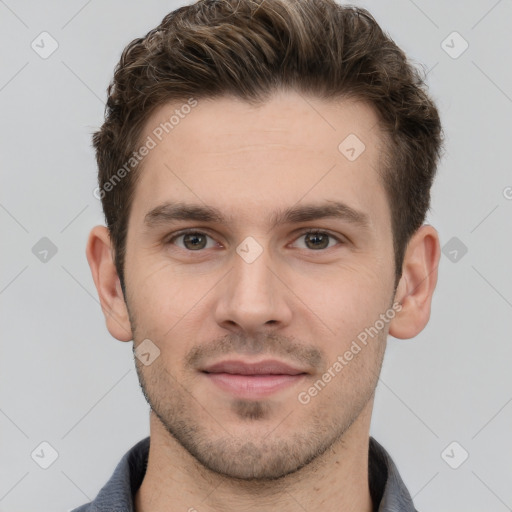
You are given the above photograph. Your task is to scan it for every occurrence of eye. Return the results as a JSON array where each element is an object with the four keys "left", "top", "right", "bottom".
[
  {"left": 291, "top": 230, "right": 342, "bottom": 250},
  {"left": 168, "top": 230, "right": 218, "bottom": 251}
]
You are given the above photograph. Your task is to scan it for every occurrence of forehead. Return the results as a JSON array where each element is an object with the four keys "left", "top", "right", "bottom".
[{"left": 129, "top": 91, "right": 390, "bottom": 232}]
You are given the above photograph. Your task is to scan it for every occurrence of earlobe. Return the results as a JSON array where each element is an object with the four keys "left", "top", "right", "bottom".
[
  {"left": 388, "top": 224, "right": 440, "bottom": 340},
  {"left": 86, "top": 225, "right": 133, "bottom": 342}
]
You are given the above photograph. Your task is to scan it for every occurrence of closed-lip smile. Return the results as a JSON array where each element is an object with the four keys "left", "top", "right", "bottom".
[
  {"left": 201, "top": 359, "right": 308, "bottom": 399},
  {"left": 202, "top": 359, "right": 308, "bottom": 376}
]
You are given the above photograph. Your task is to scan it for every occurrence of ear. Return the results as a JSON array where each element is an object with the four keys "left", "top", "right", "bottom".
[
  {"left": 86, "top": 225, "right": 133, "bottom": 342},
  {"left": 389, "top": 224, "right": 440, "bottom": 339}
]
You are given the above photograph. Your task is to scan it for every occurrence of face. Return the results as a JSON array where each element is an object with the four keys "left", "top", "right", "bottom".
[{"left": 123, "top": 90, "right": 397, "bottom": 480}]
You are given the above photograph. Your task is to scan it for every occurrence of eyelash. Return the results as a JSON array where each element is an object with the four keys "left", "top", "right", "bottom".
[{"left": 165, "top": 229, "right": 344, "bottom": 251}]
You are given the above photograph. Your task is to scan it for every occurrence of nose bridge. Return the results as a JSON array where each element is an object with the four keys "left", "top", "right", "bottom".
[
  {"left": 214, "top": 237, "right": 291, "bottom": 331},
  {"left": 234, "top": 241, "right": 273, "bottom": 300}
]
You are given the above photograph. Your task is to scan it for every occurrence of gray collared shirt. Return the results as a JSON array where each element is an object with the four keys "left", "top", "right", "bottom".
[{"left": 70, "top": 436, "right": 418, "bottom": 512}]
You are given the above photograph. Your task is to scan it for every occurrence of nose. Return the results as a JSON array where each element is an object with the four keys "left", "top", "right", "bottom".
[{"left": 213, "top": 242, "right": 293, "bottom": 335}]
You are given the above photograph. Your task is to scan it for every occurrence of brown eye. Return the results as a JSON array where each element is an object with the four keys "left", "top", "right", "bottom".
[
  {"left": 291, "top": 231, "right": 341, "bottom": 251},
  {"left": 304, "top": 232, "right": 330, "bottom": 250},
  {"left": 182, "top": 233, "right": 208, "bottom": 250},
  {"left": 168, "top": 231, "right": 217, "bottom": 251}
]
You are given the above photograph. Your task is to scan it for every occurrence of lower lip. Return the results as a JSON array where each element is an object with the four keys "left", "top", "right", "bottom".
[{"left": 204, "top": 372, "right": 306, "bottom": 399}]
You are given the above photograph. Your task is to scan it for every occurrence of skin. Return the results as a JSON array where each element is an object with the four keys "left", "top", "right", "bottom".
[{"left": 87, "top": 89, "right": 440, "bottom": 512}]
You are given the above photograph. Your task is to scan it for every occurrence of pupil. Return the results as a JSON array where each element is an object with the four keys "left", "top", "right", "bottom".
[
  {"left": 306, "top": 232, "right": 328, "bottom": 249},
  {"left": 184, "top": 233, "right": 206, "bottom": 250}
]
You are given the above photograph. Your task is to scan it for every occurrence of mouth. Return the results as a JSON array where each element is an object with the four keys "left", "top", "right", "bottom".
[{"left": 201, "top": 359, "right": 308, "bottom": 399}]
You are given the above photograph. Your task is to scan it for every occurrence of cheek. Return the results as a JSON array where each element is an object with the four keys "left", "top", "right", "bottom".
[
  {"left": 291, "top": 258, "right": 393, "bottom": 341},
  {"left": 126, "top": 259, "right": 208, "bottom": 337}
]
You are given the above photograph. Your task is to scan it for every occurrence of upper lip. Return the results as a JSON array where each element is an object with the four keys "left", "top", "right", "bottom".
[{"left": 202, "top": 359, "right": 307, "bottom": 376}]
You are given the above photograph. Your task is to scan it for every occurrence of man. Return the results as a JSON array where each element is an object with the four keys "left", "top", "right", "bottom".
[{"left": 74, "top": 0, "right": 442, "bottom": 510}]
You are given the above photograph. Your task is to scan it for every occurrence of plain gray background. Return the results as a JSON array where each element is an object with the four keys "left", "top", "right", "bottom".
[{"left": 1, "top": 1, "right": 511, "bottom": 511}]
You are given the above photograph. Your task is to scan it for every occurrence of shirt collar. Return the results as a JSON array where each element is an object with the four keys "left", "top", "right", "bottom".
[
  {"left": 72, "top": 436, "right": 417, "bottom": 512},
  {"left": 368, "top": 437, "right": 418, "bottom": 511}
]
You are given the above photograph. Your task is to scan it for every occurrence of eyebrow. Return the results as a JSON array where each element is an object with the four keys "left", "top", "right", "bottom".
[{"left": 143, "top": 200, "right": 371, "bottom": 231}]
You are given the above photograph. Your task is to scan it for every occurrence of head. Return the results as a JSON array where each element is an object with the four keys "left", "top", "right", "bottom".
[{"left": 87, "top": 0, "right": 442, "bottom": 481}]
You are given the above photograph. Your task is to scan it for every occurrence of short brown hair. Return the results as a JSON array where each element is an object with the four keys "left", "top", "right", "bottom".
[{"left": 93, "top": 0, "right": 443, "bottom": 295}]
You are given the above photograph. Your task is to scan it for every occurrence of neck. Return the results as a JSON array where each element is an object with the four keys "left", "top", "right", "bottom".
[{"left": 135, "top": 405, "right": 374, "bottom": 512}]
